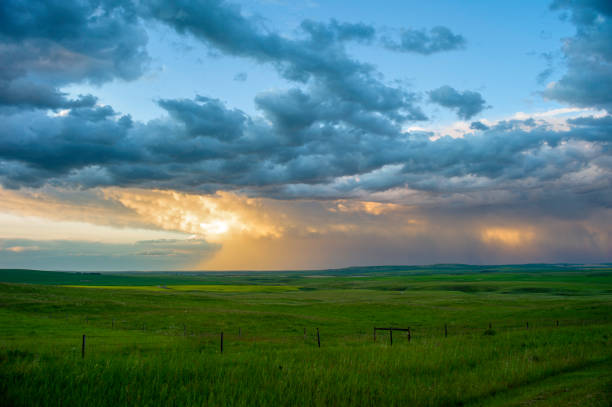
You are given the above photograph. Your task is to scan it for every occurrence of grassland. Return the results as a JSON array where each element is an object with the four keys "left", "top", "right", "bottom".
[
  {"left": 59, "top": 284, "right": 300, "bottom": 292},
  {"left": 0, "top": 265, "right": 611, "bottom": 406}
]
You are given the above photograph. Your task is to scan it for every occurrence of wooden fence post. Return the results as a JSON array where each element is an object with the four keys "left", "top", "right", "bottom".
[
  {"left": 526, "top": 322, "right": 529, "bottom": 329},
  {"left": 317, "top": 328, "right": 320, "bottom": 348},
  {"left": 389, "top": 329, "right": 393, "bottom": 346},
  {"left": 556, "top": 320, "right": 559, "bottom": 327},
  {"left": 220, "top": 331, "right": 224, "bottom": 354},
  {"left": 81, "top": 334, "right": 86, "bottom": 359},
  {"left": 407, "top": 327, "right": 411, "bottom": 343}
]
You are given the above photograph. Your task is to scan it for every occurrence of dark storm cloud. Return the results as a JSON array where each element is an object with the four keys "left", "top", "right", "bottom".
[
  {"left": 0, "top": 81, "right": 99, "bottom": 111},
  {"left": 1, "top": 97, "right": 611, "bottom": 220},
  {"left": 429, "top": 86, "right": 488, "bottom": 119},
  {"left": 0, "top": 0, "right": 149, "bottom": 109},
  {"left": 158, "top": 96, "right": 248, "bottom": 141},
  {"left": 0, "top": 106, "right": 137, "bottom": 177},
  {"left": 543, "top": 0, "right": 612, "bottom": 111},
  {"left": 254, "top": 86, "right": 403, "bottom": 136},
  {"left": 299, "top": 19, "right": 376, "bottom": 44},
  {"left": 141, "top": 0, "right": 426, "bottom": 123},
  {"left": 0, "top": 0, "right": 610, "bottom": 219},
  {"left": 470, "top": 121, "right": 489, "bottom": 131},
  {"left": 382, "top": 26, "right": 466, "bottom": 55}
]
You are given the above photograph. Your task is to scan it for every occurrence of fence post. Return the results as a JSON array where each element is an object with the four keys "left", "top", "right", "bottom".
[
  {"left": 81, "top": 334, "right": 86, "bottom": 359},
  {"left": 444, "top": 324, "right": 448, "bottom": 338},
  {"left": 556, "top": 320, "right": 559, "bottom": 327},
  {"left": 317, "top": 328, "right": 320, "bottom": 348},
  {"left": 389, "top": 329, "right": 393, "bottom": 346},
  {"left": 408, "top": 327, "right": 411, "bottom": 343},
  {"left": 112, "top": 318, "right": 115, "bottom": 329},
  {"left": 526, "top": 322, "right": 529, "bottom": 329},
  {"left": 220, "top": 331, "right": 224, "bottom": 354}
]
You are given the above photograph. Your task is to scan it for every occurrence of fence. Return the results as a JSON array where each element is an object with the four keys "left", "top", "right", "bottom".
[{"left": 63, "top": 317, "right": 597, "bottom": 359}]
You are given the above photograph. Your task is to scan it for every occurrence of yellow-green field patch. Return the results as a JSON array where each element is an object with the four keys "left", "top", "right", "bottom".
[{"left": 61, "top": 284, "right": 300, "bottom": 292}]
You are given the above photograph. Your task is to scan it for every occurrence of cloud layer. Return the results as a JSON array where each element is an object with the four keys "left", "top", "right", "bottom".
[
  {"left": 382, "top": 26, "right": 466, "bottom": 55},
  {"left": 0, "top": 0, "right": 609, "bottom": 211},
  {"left": 0, "top": 0, "right": 611, "bottom": 269},
  {"left": 0, "top": 0, "right": 149, "bottom": 109},
  {"left": 544, "top": 0, "right": 612, "bottom": 112},
  {"left": 0, "top": 237, "right": 216, "bottom": 270},
  {"left": 429, "top": 86, "right": 488, "bottom": 120},
  {"left": 1, "top": 100, "right": 609, "bottom": 216},
  {"left": 0, "top": 186, "right": 609, "bottom": 270}
]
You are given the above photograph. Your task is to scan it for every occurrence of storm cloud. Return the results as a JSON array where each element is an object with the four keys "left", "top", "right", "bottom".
[
  {"left": 470, "top": 121, "right": 489, "bottom": 131},
  {"left": 142, "top": 0, "right": 426, "bottom": 125},
  {"left": 0, "top": 0, "right": 149, "bottom": 109},
  {"left": 1, "top": 97, "right": 610, "bottom": 223},
  {"left": 0, "top": 0, "right": 610, "bottom": 225},
  {"left": 543, "top": 0, "right": 612, "bottom": 112},
  {"left": 382, "top": 26, "right": 466, "bottom": 55},
  {"left": 429, "top": 86, "right": 488, "bottom": 120}
]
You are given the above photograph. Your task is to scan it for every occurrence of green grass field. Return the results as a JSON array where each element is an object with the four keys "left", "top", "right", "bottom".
[
  {"left": 1, "top": 265, "right": 611, "bottom": 406},
  {"left": 59, "top": 284, "right": 300, "bottom": 292}
]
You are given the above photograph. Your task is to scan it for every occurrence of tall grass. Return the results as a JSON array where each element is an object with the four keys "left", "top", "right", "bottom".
[
  {"left": 1, "top": 327, "right": 610, "bottom": 406},
  {"left": 1, "top": 267, "right": 611, "bottom": 406}
]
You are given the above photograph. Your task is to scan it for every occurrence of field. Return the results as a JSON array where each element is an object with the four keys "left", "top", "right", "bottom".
[
  {"left": 59, "top": 285, "right": 300, "bottom": 293},
  {"left": 0, "top": 264, "right": 611, "bottom": 406}
]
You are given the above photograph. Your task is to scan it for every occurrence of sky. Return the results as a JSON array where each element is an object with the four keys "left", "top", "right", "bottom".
[{"left": 0, "top": 0, "right": 610, "bottom": 270}]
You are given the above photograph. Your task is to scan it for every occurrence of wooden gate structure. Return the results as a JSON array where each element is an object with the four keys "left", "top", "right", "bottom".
[{"left": 373, "top": 327, "right": 411, "bottom": 345}]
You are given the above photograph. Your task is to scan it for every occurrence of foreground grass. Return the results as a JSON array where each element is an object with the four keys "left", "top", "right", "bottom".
[
  {"left": 1, "top": 327, "right": 610, "bottom": 406},
  {"left": 0, "top": 266, "right": 611, "bottom": 406},
  {"left": 473, "top": 359, "right": 612, "bottom": 407}
]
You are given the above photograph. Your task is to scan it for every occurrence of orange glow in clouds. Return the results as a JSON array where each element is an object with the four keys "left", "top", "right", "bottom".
[
  {"left": 481, "top": 227, "right": 535, "bottom": 247},
  {"left": 5, "top": 186, "right": 608, "bottom": 270},
  {"left": 102, "top": 188, "right": 284, "bottom": 242}
]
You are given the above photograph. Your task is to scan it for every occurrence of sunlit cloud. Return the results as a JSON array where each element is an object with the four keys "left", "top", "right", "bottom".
[
  {"left": 0, "top": 185, "right": 610, "bottom": 270},
  {"left": 426, "top": 107, "right": 608, "bottom": 139},
  {"left": 330, "top": 200, "right": 400, "bottom": 216},
  {"left": 102, "top": 188, "right": 285, "bottom": 242},
  {"left": 481, "top": 227, "right": 535, "bottom": 247}
]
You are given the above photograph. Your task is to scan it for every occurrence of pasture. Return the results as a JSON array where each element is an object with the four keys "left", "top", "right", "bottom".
[{"left": 0, "top": 265, "right": 611, "bottom": 406}]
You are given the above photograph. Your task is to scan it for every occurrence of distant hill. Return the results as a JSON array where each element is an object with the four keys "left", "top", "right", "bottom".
[{"left": 1, "top": 264, "right": 609, "bottom": 286}]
